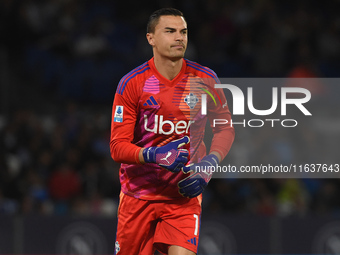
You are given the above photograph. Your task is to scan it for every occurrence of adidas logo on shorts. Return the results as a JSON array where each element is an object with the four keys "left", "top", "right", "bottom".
[{"left": 187, "top": 237, "right": 197, "bottom": 245}]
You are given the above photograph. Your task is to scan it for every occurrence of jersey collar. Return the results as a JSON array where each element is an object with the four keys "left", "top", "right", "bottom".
[{"left": 148, "top": 57, "right": 187, "bottom": 86}]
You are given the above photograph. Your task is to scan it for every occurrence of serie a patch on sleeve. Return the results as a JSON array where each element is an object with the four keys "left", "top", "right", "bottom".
[{"left": 114, "top": 105, "right": 124, "bottom": 122}]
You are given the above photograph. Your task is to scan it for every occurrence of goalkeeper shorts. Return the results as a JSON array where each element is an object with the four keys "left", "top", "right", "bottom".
[{"left": 114, "top": 192, "right": 202, "bottom": 255}]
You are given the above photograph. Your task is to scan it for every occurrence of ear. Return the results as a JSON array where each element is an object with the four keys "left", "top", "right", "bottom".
[{"left": 146, "top": 33, "right": 155, "bottom": 46}]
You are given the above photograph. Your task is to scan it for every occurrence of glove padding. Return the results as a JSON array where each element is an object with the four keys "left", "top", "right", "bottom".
[
  {"left": 178, "top": 154, "right": 219, "bottom": 198},
  {"left": 143, "top": 136, "right": 190, "bottom": 172}
]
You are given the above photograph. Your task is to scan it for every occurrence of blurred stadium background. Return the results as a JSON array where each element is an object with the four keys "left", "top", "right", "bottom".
[{"left": 1, "top": 0, "right": 340, "bottom": 254}]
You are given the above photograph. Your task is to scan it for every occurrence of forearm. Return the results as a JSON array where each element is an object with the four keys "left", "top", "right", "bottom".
[
  {"left": 209, "top": 127, "right": 235, "bottom": 161},
  {"left": 110, "top": 140, "right": 142, "bottom": 164}
]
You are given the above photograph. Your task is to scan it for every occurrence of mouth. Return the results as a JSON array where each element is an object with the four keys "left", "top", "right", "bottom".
[{"left": 172, "top": 44, "right": 185, "bottom": 49}]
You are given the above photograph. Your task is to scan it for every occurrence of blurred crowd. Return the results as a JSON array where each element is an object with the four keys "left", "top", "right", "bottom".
[
  {"left": 1, "top": 0, "right": 340, "bottom": 216},
  {"left": 0, "top": 102, "right": 121, "bottom": 215}
]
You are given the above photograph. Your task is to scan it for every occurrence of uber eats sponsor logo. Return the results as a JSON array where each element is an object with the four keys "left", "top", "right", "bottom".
[{"left": 144, "top": 115, "right": 194, "bottom": 135}]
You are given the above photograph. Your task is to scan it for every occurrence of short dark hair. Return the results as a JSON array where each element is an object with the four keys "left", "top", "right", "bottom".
[{"left": 147, "top": 8, "right": 185, "bottom": 33}]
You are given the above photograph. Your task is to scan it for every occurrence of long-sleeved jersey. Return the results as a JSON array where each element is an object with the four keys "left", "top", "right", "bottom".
[{"left": 110, "top": 57, "right": 234, "bottom": 200}]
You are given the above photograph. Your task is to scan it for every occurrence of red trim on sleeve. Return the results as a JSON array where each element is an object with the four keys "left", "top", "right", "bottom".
[{"left": 135, "top": 147, "right": 141, "bottom": 164}]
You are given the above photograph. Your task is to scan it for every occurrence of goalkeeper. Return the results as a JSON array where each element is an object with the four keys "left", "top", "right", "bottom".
[{"left": 110, "top": 7, "right": 234, "bottom": 255}]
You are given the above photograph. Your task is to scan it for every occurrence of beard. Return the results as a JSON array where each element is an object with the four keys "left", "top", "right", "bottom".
[{"left": 169, "top": 46, "right": 186, "bottom": 60}]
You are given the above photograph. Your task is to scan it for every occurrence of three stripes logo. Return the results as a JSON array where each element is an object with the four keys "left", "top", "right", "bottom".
[
  {"left": 187, "top": 237, "right": 197, "bottom": 246},
  {"left": 143, "top": 96, "right": 159, "bottom": 107}
]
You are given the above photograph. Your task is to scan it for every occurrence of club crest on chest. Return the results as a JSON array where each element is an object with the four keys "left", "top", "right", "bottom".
[{"left": 184, "top": 93, "right": 199, "bottom": 109}]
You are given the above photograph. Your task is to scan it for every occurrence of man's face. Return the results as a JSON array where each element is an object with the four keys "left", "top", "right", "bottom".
[{"left": 147, "top": 15, "right": 188, "bottom": 60}]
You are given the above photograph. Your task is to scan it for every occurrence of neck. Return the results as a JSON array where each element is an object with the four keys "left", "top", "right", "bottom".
[{"left": 153, "top": 55, "right": 183, "bottom": 81}]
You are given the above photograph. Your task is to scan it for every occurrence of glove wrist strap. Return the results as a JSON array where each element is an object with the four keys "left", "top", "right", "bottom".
[
  {"left": 202, "top": 154, "right": 219, "bottom": 166},
  {"left": 142, "top": 147, "right": 157, "bottom": 163},
  {"left": 201, "top": 154, "right": 219, "bottom": 183}
]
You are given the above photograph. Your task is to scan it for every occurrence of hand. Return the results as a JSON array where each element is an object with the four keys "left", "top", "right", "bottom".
[
  {"left": 143, "top": 136, "right": 190, "bottom": 172},
  {"left": 178, "top": 154, "right": 219, "bottom": 198}
]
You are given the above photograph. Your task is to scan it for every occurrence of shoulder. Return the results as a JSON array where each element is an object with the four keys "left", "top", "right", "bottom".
[
  {"left": 185, "top": 59, "right": 219, "bottom": 82},
  {"left": 116, "top": 61, "right": 151, "bottom": 95}
]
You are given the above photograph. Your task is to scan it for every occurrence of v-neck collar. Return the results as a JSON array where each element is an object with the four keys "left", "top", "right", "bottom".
[{"left": 148, "top": 57, "right": 186, "bottom": 86}]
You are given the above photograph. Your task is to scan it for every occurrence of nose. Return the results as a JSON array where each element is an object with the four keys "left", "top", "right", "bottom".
[{"left": 175, "top": 31, "right": 184, "bottom": 41}]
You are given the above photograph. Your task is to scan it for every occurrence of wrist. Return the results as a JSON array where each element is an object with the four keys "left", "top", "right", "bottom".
[
  {"left": 209, "top": 151, "right": 221, "bottom": 163},
  {"left": 202, "top": 154, "right": 219, "bottom": 166},
  {"left": 142, "top": 147, "right": 157, "bottom": 163},
  {"left": 139, "top": 148, "right": 145, "bottom": 164}
]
